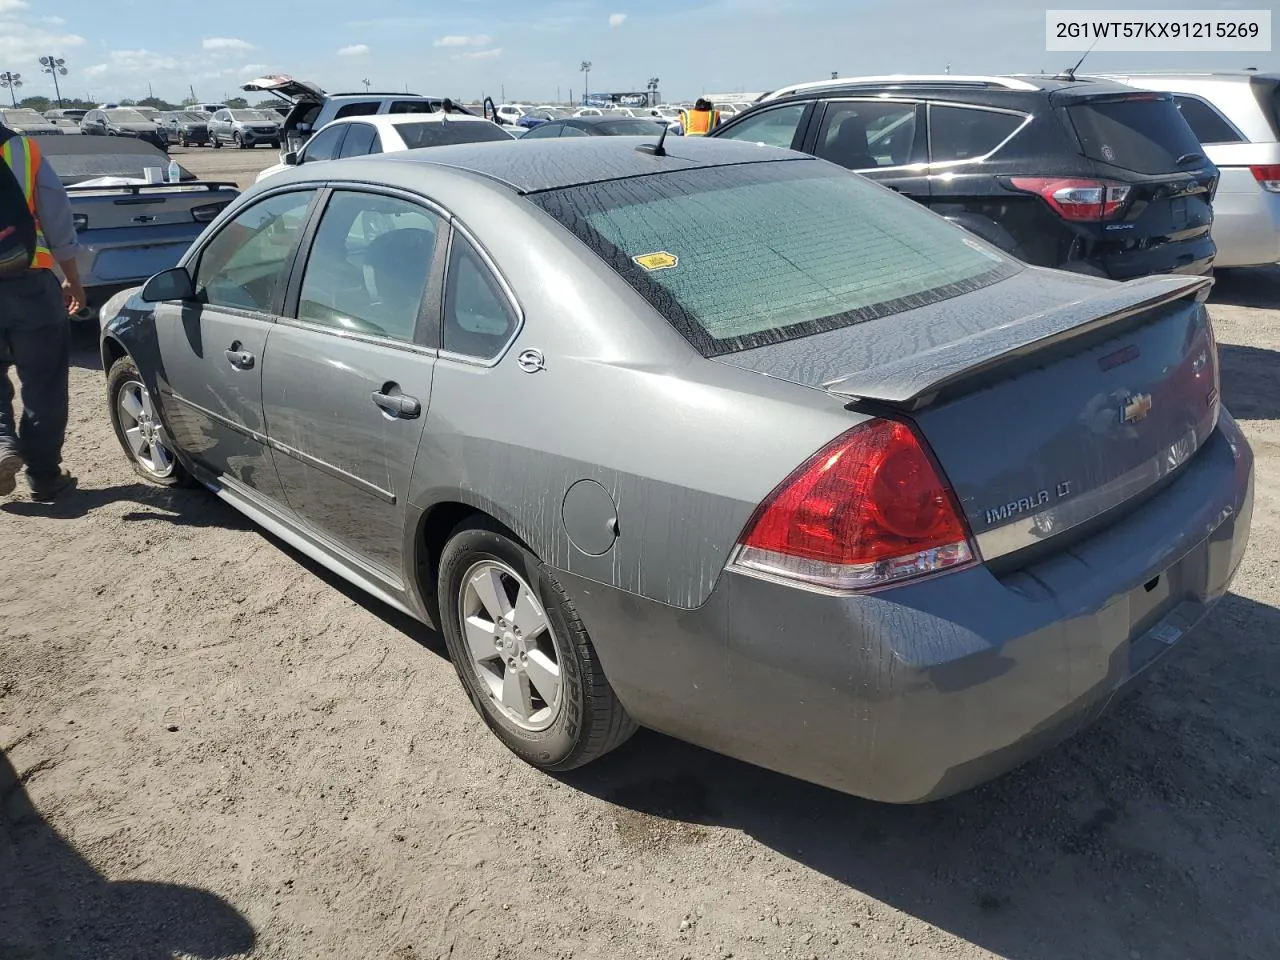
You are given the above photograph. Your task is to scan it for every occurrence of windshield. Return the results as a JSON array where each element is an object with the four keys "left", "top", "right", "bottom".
[
  {"left": 595, "top": 119, "right": 666, "bottom": 136},
  {"left": 2, "top": 110, "right": 49, "bottom": 126},
  {"left": 529, "top": 160, "right": 1019, "bottom": 356},
  {"left": 179, "top": 112, "right": 207, "bottom": 123},
  {"left": 396, "top": 121, "right": 512, "bottom": 149},
  {"left": 231, "top": 110, "right": 275, "bottom": 122},
  {"left": 1066, "top": 96, "right": 1206, "bottom": 174},
  {"left": 106, "top": 109, "right": 149, "bottom": 123}
]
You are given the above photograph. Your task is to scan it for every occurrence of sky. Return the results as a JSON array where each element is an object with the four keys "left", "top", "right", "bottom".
[{"left": 0, "top": 0, "right": 1275, "bottom": 105}]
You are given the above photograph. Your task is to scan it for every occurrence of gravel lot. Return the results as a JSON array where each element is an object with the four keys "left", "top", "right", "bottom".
[{"left": 3, "top": 146, "right": 1279, "bottom": 960}]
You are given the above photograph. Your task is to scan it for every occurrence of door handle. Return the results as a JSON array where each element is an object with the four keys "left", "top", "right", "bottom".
[
  {"left": 372, "top": 390, "right": 421, "bottom": 419},
  {"left": 224, "top": 344, "right": 255, "bottom": 370}
]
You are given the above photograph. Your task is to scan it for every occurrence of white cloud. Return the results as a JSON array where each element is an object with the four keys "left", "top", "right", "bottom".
[
  {"left": 83, "top": 49, "right": 182, "bottom": 78},
  {"left": 239, "top": 63, "right": 268, "bottom": 75},
  {"left": 202, "top": 37, "right": 254, "bottom": 52},
  {"left": 434, "top": 34, "right": 492, "bottom": 48},
  {"left": 0, "top": 0, "right": 28, "bottom": 12},
  {"left": 41, "top": 15, "right": 66, "bottom": 26},
  {"left": 608, "top": 12, "right": 627, "bottom": 27},
  {"left": 337, "top": 43, "right": 370, "bottom": 56},
  {"left": 456, "top": 48, "right": 503, "bottom": 60}
]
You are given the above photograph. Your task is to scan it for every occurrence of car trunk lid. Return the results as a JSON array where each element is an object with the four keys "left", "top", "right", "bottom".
[
  {"left": 241, "top": 74, "right": 326, "bottom": 103},
  {"left": 720, "top": 272, "right": 1220, "bottom": 562}
]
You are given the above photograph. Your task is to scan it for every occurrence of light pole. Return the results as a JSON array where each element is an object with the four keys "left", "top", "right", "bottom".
[
  {"left": 39, "top": 55, "right": 67, "bottom": 108},
  {"left": 0, "top": 71, "right": 22, "bottom": 107},
  {"left": 831, "top": 71, "right": 838, "bottom": 80},
  {"left": 361, "top": 78, "right": 371, "bottom": 93},
  {"left": 647, "top": 76, "right": 660, "bottom": 107},
  {"left": 579, "top": 61, "right": 591, "bottom": 105}
]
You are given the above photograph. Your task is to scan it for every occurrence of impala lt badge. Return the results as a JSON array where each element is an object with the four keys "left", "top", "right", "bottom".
[
  {"left": 982, "top": 480, "right": 1073, "bottom": 527},
  {"left": 1121, "top": 392, "right": 1153, "bottom": 425}
]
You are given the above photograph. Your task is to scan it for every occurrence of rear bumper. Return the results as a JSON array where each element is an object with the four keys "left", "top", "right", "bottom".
[
  {"left": 1096, "top": 232, "right": 1217, "bottom": 280},
  {"left": 1207, "top": 176, "right": 1280, "bottom": 268},
  {"left": 559, "top": 412, "right": 1253, "bottom": 803}
]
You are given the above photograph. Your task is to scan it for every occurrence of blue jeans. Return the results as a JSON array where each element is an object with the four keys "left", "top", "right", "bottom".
[{"left": 0, "top": 269, "right": 69, "bottom": 483}]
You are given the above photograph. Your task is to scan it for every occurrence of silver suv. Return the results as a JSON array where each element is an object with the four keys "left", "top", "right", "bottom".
[
  {"left": 1092, "top": 71, "right": 1280, "bottom": 268},
  {"left": 209, "top": 108, "right": 282, "bottom": 150}
]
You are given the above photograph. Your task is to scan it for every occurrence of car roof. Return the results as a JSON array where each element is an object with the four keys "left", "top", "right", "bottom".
[
  {"left": 564, "top": 115, "right": 664, "bottom": 125},
  {"left": 760, "top": 73, "right": 1141, "bottom": 102},
  {"left": 378, "top": 135, "right": 799, "bottom": 194},
  {"left": 323, "top": 113, "right": 498, "bottom": 131},
  {"left": 1083, "top": 70, "right": 1280, "bottom": 83}
]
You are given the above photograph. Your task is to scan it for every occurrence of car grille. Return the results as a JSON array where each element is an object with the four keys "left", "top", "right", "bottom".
[{"left": 252, "top": 127, "right": 276, "bottom": 134}]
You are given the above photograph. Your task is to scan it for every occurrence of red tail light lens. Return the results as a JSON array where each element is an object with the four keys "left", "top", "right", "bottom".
[
  {"left": 1250, "top": 164, "right": 1280, "bottom": 193},
  {"left": 730, "top": 419, "right": 974, "bottom": 592},
  {"left": 1009, "top": 177, "right": 1132, "bottom": 221}
]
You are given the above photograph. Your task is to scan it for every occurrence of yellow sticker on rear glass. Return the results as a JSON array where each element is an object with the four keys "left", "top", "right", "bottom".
[{"left": 633, "top": 251, "right": 678, "bottom": 272}]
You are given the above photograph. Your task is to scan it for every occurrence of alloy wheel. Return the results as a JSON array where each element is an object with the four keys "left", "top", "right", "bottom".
[
  {"left": 116, "top": 380, "right": 176, "bottom": 479},
  {"left": 458, "top": 560, "right": 563, "bottom": 732}
]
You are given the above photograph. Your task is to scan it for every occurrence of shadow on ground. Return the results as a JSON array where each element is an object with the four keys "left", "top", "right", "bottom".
[
  {"left": 556, "top": 591, "right": 1280, "bottom": 960},
  {"left": 0, "top": 747, "right": 256, "bottom": 960},
  {"left": 1220, "top": 342, "right": 1280, "bottom": 420},
  {"left": 1210, "top": 266, "right": 1280, "bottom": 309},
  {"left": 69, "top": 319, "right": 103, "bottom": 373},
  {"left": 1, "top": 482, "right": 252, "bottom": 527}
]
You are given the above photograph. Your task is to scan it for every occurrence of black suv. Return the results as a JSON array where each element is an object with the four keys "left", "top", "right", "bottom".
[{"left": 712, "top": 75, "right": 1219, "bottom": 278}]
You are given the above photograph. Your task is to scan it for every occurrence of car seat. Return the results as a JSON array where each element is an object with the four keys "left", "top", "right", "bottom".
[
  {"left": 364, "top": 227, "right": 436, "bottom": 339},
  {"left": 825, "top": 115, "right": 877, "bottom": 171}
]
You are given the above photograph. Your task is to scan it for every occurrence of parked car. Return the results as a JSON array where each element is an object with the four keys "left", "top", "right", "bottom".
[
  {"left": 255, "top": 112, "right": 516, "bottom": 183},
  {"left": 157, "top": 110, "right": 211, "bottom": 147},
  {"left": 516, "top": 115, "right": 668, "bottom": 139},
  {"left": 1087, "top": 71, "right": 1280, "bottom": 268},
  {"left": 0, "top": 108, "right": 63, "bottom": 136},
  {"left": 79, "top": 108, "right": 168, "bottom": 151},
  {"left": 517, "top": 106, "right": 567, "bottom": 128},
  {"left": 192, "top": 102, "right": 228, "bottom": 116},
  {"left": 98, "top": 137, "right": 1251, "bottom": 803},
  {"left": 45, "top": 108, "right": 87, "bottom": 123},
  {"left": 241, "top": 74, "right": 473, "bottom": 159},
  {"left": 39, "top": 134, "right": 236, "bottom": 321},
  {"left": 209, "top": 108, "right": 281, "bottom": 149},
  {"left": 494, "top": 103, "right": 531, "bottom": 125},
  {"left": 131, "top": 106, "right": 161, "bottom": 121},
  {"left": 715, "top": 74, "right": 1220, "bottom": 279}
]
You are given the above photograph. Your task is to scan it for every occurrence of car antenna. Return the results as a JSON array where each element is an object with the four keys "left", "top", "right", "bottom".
[
  {"left": 636, "top": 122, "right": 669, "bottom": 157},
  {"left": 1060, "top": 37, "right": 1099, "bottom": 81}
]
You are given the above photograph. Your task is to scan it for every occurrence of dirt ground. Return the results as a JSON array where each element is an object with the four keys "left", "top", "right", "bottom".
[{"left": 2, "top": 146, "right": 1279, "bottom": 960}]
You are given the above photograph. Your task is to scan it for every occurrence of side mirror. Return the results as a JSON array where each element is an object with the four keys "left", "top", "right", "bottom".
[
  {"left": 141, "top": 266, "right": 197, "bottom": 303},
  {"left": 283, "top": 151, "right": 299, "bottom": 166}
]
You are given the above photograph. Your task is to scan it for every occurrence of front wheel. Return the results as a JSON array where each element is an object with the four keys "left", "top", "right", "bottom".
[
  {"left": 106, "top": 355, "right": 192, "bottom": 487},
  {"left": 437, "top": 519, "right": 637, "bottom": 772},
  {"left": 234, "top": 132, "right": 246, "bottom": 149},
  {"left": 212, "top": 136, "right": 222, "bottom": 149}
]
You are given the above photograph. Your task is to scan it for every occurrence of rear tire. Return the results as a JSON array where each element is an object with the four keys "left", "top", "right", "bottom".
[
  {"left": 234, "top": 132, "right": 246, "bottom": 149},
  {"left": 437, "top": 518, "right": 637, "bottom": 772},
  {"left": 106, "top": 356, "right": 193, "bottom": 488}
]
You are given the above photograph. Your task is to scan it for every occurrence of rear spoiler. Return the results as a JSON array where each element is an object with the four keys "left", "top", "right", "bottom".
[
  {"left": 823, "top": 274, "right": 1213, "bottom": 410},
  {"left": 63, "top": 180, "right": 240, "bottom": 195}
]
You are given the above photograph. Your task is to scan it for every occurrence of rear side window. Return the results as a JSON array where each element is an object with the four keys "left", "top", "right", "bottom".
[
  {"left": 338, "top": 122, "right": 378, "bottom": 157},
  {"left": 396, "top": 121, "right": 513, "bottom": 148},
  {"left": 333, "top": 101, "right": 379, "bottom": 120},
  {"left": 529, "top": 161, "right": 1019, "bottom": 356},
  {"left": 442, "top": 236, "right": 518, "bottom": 360},
  {"left": 929, "top": 105, "right": 1024, "bottom": 163},
  {"left": 1173, "top": 96, "right": 1243, "bottom": 144},
  {"left": 302, "top": 124, "right": 347, "bottom": 162},
  {"left": 388, "top": 100, "right": 437, "bottom": 114},
  {"left": 1066, "top": 96, "right": 1205, "bottom": 173}
]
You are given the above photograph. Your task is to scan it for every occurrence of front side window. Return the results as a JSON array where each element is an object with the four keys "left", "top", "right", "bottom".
[
  {"left": 195, "top": 190, "right": 316, "bottom": 313},
  {"left": 715, "top": 104, "right": 807, "bottom": 150},
  {"left": 297, "top": 191, "right": 442, "bottom": 343},
  {"left": 442, "top": 236, "right": 518, "bottom": 359},
  {"left": 301, "top": 124, "right": 347, "bottom": 163},
  {"left": 529, "top": 160, "right": 1018, "bottom": 356},
  {"left": 815, "top": 101, "right": 918, "bottom": 170},
  {"left": 928, "top": 105, "right": 1025, "bottom": 163}
]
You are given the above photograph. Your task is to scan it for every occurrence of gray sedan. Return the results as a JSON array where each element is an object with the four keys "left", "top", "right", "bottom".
[{"left": 98, "top": 138, "right": 1253, "bottom": 803}]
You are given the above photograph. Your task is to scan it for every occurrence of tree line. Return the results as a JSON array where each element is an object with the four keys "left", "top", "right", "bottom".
[{"left": 12, "top": 95, "right": 279, "bottom": 112}]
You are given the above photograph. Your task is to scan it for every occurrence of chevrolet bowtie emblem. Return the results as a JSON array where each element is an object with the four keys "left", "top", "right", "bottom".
[{"left": 1121, "top": 393, "right": 1153, "bottom": 425}]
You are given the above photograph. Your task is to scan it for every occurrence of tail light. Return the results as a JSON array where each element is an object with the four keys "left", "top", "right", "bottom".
[
  {"left": 728, "top": 419, "right": 974, "bottom": 592},
  {"left": 1250, "top": 164, "right": 1280, "bottom": 193},
  {"left": 1009, "top": 177, "right": 1132, "bottom": 221},
  {"left": 192, "top": 201, "right": 230, "bottom": 223}
]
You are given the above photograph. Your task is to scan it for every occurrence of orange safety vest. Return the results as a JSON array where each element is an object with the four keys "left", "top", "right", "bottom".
[
  {"left": 0, "top": 134, "right": 54, "bottom": 270},
  {"left": 681, "top": 108, "right": 720, "bottom": 136}
]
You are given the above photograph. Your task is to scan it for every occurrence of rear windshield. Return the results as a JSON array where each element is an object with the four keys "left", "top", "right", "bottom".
[
  {"left": 1067, "top": 96, "right": 1205, "bottom": 174},
  {"left": 38, "top": 136, "right": 191, "bottom": 184},
  {"left": 528, "top": 160, "right": 1019, "bottom": 356},
  {"left": 105, "top": 109, "right": 148, "bottom": 123},
  {"left": 595, "top": 119, "right": 666, "bottom": 136},
  {"left": 396, "top": 121, "right": 510, "bottom": 148}
]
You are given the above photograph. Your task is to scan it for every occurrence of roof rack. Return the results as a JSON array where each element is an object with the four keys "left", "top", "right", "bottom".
[
  {"left": 331, "top": 91, "right": 426, "bottom": 97},
  {"left": 761, "top": 75, "right": 1040, "bottom": 101}
]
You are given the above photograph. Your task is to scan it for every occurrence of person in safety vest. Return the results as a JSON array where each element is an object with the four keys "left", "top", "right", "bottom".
[
  {"left": 0, "top": 119, "right": 84, "bottom": 501},
  {"left": 680, "top": 99, "right": 720, "bottom": 136}
]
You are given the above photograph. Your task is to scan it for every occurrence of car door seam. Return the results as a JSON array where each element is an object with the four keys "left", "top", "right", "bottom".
[
  {"left": 265, "top": 436, "right": 398, "bottom": 505},
  {"left": 169, "top": 391, "right": 267, "bottom": 445}
]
